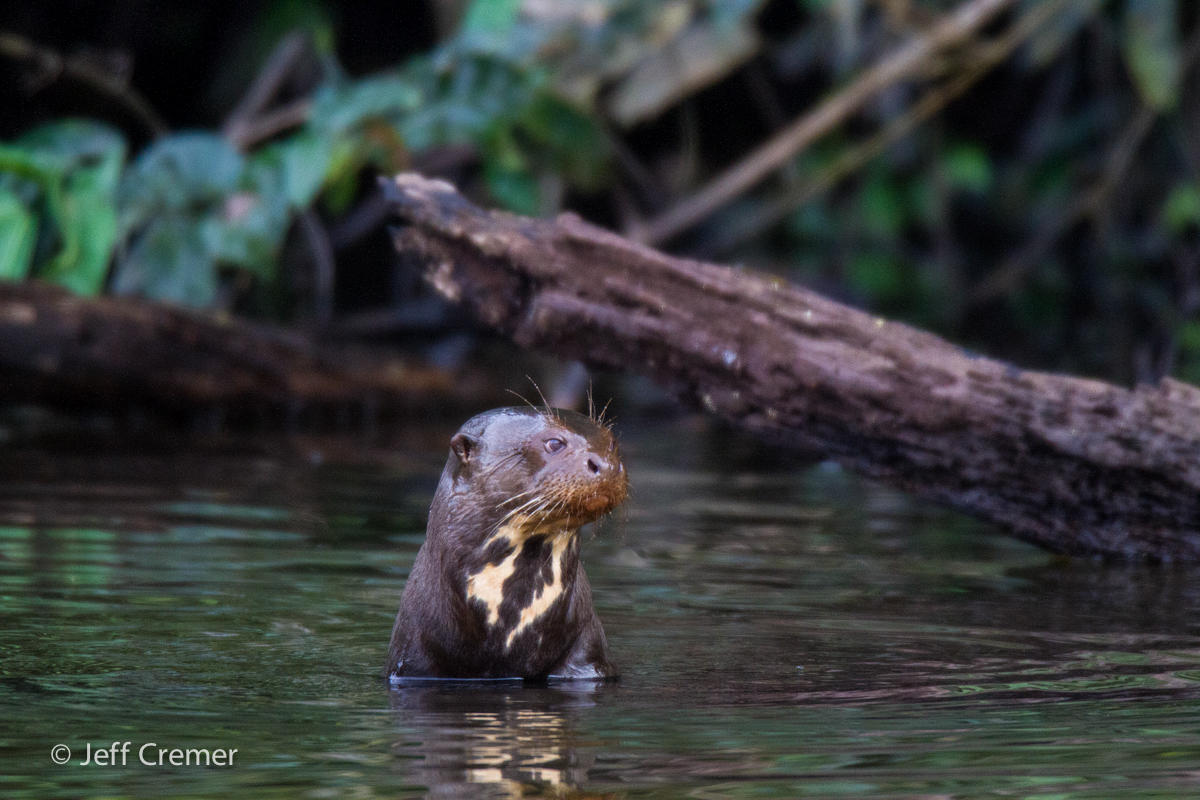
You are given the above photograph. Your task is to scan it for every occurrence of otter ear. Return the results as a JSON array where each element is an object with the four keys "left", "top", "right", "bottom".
[{"left": 450, "top": 432, "right": 478, "bottom": 465}]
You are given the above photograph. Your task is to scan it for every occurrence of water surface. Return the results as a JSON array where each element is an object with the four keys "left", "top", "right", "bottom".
[{"left": 3, "top": 418, "right": 1200, "bottom": 798}]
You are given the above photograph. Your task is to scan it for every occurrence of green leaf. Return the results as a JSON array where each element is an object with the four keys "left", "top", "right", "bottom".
[
  {"left": 483, "top": 130, "right": 541, "bottom": 214},
  {"left": 119, "top": 133, "right": 243, "bottom": 234},
  {"left": 906, "top": 173, "right": 937, "bottom": 226},
  {"left": 400, "top": 52, "right": 542, "bottom": 151},
  {"left": 39, "top": 165, "right": 119, "bottom": 295},
  {"left": 485, "top": 161, "right": 541, "bottom": 216},
  {"left": 0, "top": 143, "right": 59, "bottom": 185},
  {"left": 203, "top": 193, "right": 289, "bottom": 279},
  {"left": 787, "top": 202, "right": 834, "bottom": 241},
  {"left": 1122, "top": 0, "right": 1180, "bottom": 110},
  {"left": 16, "top": 120, "right": 125, "bottom": 176},
  {"left": 1162, "top": 183, "right": 1200, "bottom": 233},
  {"left": 1179, "top": 320, "right": 1200, "bottom": 383},
  {"left": 255, "top": 0, "right": 337, "bottom": 56},
  {"left": 518, "top": 94, "right": 610, "bottom": 189},
  {"left": 139, "top": 133, "right": 242, "bottom": 196},
  {"left": 944, "top": 143, "right": 993, "bottom": 194},
  {"left": 309, "top": 75, "right": 422, "bottom": 136},
  {"left": 0, "top": 188, "right": 37, "bottom": 281},
  {"left": 228, "top": 135, "right": 328, "bottom": 278},
  {"left": 320, "top": 139, "right": 365, "bottom": 216},
  {"left": 460, "top": 0, "right": 523, "bottom": 34},
  {"left": 113, "top": 217, "right": 218, "bottom": 307},
  {"left": 112, "top": 133, "right": 249, "bottom": 303},
  {"left": 847, "top": 252, "right": 905, "bottom": 302},
  {"left": 7, "top": 122, "right": 126, "bottom": 295},
  {"left": 1, "top": 121, "right": 126, "bottom": 293},
  {"left": 858, "top": 172, "right": 906, "bottom": 238},
  {"left": 1180, "top": 320, "right": 1200, "bottom": 352},
  {"left": 248, "top": 130, "right": 332, "bottom": 209}
]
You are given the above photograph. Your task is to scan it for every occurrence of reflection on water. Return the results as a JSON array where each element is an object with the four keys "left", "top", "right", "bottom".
[
  {"left": 388, "top": 682, "right": 605, "bottom": 799},
  {"left": 2, "top": 419, "right": 1200, "bottom": 797}
]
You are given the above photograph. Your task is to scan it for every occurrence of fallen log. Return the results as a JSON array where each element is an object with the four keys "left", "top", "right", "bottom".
[
  {"left": 382, "top": 173, "right": 1200, "bottom": 561},
  {"left": 0, "top": 280, "right": 458, "bottom": 426}
]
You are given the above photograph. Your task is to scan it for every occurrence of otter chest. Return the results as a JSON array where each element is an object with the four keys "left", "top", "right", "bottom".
[{"left": 465, "top": 524, "right": 580, "bottom": 649}]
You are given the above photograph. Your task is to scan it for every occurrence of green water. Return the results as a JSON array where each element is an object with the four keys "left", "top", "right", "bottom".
[{"left": 3, "top": 418, "right": 1200, "bottom": 798}]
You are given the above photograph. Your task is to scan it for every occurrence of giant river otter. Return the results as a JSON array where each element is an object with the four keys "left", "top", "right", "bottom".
[{"left": 386, "top": 405, "right": 628, "bottom": 680}]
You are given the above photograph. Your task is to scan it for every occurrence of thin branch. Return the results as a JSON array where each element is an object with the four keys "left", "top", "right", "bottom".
[
  {"left": 968, "top": 109, "right": 1155, "bottom": 305},
  {"left": 637, "top": 0, "right": 1020, "bottom": 246},
  {"left": 0, "top": 31, "right": 168, "bottom": 137},
  {"left": 298, "top": 209, "right": 335, "bottom": 327},
  {"left": 603, "top": 122, "right": 668, "bottom": 212},
  {"left": 225, "top": 98, "right": 313, "bottom": 150},
  {"left": 698, "top": 0, "right": 1065, "bottom": 259},
  {"left": 222, "top": 32, "right": 309, "bottom": 148},
  {"left": 970, "top": 27, "right": 1200, "bottom": 305}
]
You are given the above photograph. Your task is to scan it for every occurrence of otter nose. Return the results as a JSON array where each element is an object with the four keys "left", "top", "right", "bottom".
[{"left": 586, "top": 453, "right": 620, "bottom": 476}]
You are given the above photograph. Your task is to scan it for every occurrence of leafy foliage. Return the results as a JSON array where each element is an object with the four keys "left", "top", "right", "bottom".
[
  {"left": 742, "top": 0, "right": 1200, "bottom": 384},
  {"left": 0, "top": 0, "right": 636, "bottom": 304},
  {"left": 0, "top": 0, "right": 1198, "bottom": 384},
  {"left": 0, "top": 188, "right": 36, "bottom": 282},
  {"left": 1122, "top": 0, "right": 1181, "bottom": 110},
  {"left": 0, "top": 121, "right": 124, "bottom": 294}
]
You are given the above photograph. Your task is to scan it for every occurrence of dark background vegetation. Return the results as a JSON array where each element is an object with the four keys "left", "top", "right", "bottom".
[{"left": 3, "top": 0, "right": 1199, "bottom": 390}]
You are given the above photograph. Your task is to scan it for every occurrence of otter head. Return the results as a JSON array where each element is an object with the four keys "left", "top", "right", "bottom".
[{"left": 442, "top": 406, "right": 627, "bottom": 541}]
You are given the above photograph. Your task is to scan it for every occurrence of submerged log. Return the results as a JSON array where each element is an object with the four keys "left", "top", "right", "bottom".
[
  {"left": 0, "top": 280, "right": 456, "bottom": 426},
  {"left": 383, "top": 172, "right": 1200, "bottom": 561}
]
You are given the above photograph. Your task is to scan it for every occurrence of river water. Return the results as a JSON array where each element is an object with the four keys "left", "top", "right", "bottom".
[{"left": 3, "top": 415, "right": 1200, "bottom": 798}]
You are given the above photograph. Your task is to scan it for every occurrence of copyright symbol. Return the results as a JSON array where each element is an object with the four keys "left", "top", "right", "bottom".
[{"left": 50, "top": 744, "right": 71, "bottom": 765}]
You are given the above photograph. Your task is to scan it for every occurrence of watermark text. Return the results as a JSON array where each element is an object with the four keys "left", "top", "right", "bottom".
[{"left": 51, "top": 742, "right": 238, "bottom": 767}]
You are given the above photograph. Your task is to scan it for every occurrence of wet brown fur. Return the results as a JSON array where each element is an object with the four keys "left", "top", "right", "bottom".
[{"left": 386, "top": 405, "right": 627, "bottom": 680}]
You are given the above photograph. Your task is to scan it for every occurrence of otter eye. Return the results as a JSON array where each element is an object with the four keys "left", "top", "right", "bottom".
[{"left": 544, "top": 437, "right": 566, "bottom": 454}]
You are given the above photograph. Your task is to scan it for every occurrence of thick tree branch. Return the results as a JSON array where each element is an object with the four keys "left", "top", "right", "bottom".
[
  {"left": 0, "top": 281, "right": 457, "bottom": 424},
  {"left": 383, "top": 172, "right": 1200, "bottom": 561}
]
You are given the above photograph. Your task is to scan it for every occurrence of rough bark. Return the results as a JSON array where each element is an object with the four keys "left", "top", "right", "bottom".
[
  {"left": 383, "top": 173, "right": 1200, "bottom": 561},
  {"left": 0, "top": 280, "right": 456, "bottom": 425}
]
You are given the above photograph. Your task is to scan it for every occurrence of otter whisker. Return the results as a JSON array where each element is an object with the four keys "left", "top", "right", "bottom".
[
  {"left": 505, "top": 388, "right": 540, "bottom": 415},
  {"left": 496, "top": 488, "right": 539, "bottom": 510},
  {"left": 492, "top": 496, "right": 545, "bottom": 533},
  {"left": 526, "top": 375, "right": 558, "bottom": 421},
  {"left": 597, "top": 398, "right": 613, "bottom": 427},
  {"left": 493, "top": 501, "right": 537, "bottom": 525},
  {"left": 529, "top": 497, "right": 554, "bottom": 518},
  {"left": 505, "top": 495, "right": 545, "bottom": 519}
]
